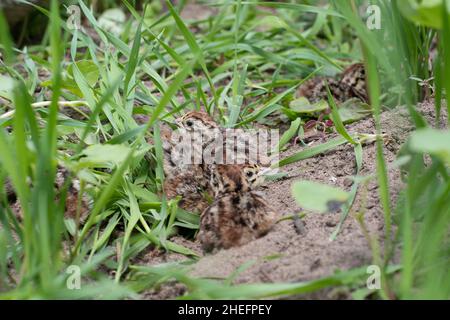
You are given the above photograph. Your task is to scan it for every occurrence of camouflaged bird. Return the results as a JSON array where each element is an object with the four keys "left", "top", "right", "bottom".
[
  {"left": 298, "top": 63, "right": 368, "bottom": 103},
  {"left": 161, "top": 111, "right": 272, "bottom": 214},
  {"left": 208, "top": 163, "right": 267, "bottom": 197},
  {"left": 198, "top": 164, "right": 278, "bottom": 253},
  {"left": 161, "top": 111, "right": 219, "bottom": 213},
  {"left": 161, "top": 111, "right": 218, "bottom": 178},
  {"left": 8, "top": 166, "right": 92, "bottom": 224},
  {"left": 172, "top": 111, "right": 272, "bottom": 167}
]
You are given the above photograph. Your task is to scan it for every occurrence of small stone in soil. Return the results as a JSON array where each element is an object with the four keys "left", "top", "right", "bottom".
[
  {"left": 325, "top": 220, "right": 337, "bottom": 227},
  {"left": 343, "top": 177, "right": 353, "bottom": 187}
]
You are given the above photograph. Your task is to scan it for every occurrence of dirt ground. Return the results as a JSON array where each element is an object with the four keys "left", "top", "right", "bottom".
[{"left": 139, "top": 100, "right": 447, "bottom": 299}]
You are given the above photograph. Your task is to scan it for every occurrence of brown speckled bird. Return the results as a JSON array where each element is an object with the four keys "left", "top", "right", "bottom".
[
  {"left": 9, "top": 166, "right": 91, "bottom": 224},
  {"left": 161, "top": 111, "right": 272, "bottom": 214},
  {"left": 175, "top": 111, "right": 219, "bottom": 143},
  {"left": 198, "top": 164, "right": 278, "bottom": 253},
  {"left": 174, "top": 111, "right": 271, "bottom": 167},
  {"left": 162, "top": 168, "right": 212, "bottom": 214},
  {"left": 298, "top": 63, "right": 368, "bottom": 103},
  {"left": 161, "top": 111, "right": 219, "bottom": 213},
  {"left": 161, "top": 111, "right": 219, "bottom": 177},
  {"left": 208, "top": 163, "right": 266, "bottom": 197}
]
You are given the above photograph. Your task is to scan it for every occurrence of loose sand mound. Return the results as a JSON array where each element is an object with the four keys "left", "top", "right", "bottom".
[{"left": 140, "top": 100, "right": 447, "bottom": 299}]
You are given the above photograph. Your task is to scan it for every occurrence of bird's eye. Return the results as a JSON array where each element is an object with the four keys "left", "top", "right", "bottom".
[
  {"left": 246, "top": 171, "right": 254, "bottom": 177},
  {"left": 186, "top": 120, "right": 193, "bottom": 127}
]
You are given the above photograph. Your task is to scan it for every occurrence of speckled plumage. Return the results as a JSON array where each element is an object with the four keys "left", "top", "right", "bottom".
[
  {"left": 198, "top": 164, "right": 277, "bottom": 253},
  {"left": 9, "top": 166, "right": 91, "bottom": 223},
  {"left": 161, "top": 111, "right": 219, "bottom": 213},
  {"left": 163, "top": 166, "right": 212, "bottom": 214},
  {"left": 208, "top": 164, "right": 265, "bottom": 196},
  {"left": 161, "top": 111, "right": 272, "bottom": 215},
  {"left": 298, "top": 63, "right": 368, "bottom": 103},
  {"left": 163, "top": 111, "right": 218, "bottom": 175}
]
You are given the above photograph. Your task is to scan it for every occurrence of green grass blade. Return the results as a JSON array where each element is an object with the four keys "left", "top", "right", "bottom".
[
  {"left": 326, "top": 84, "right": 356, "bottom": 145},
  {"left": 277, "top": 136, "right": 347, "bottom": 167}
]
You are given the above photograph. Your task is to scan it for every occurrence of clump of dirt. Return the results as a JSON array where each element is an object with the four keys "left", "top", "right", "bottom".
[{"left": 140, "top": 100, "right": 447, "bottom": 299}]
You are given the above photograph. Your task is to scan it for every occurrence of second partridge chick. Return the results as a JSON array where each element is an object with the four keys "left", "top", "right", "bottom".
[
  {"left": 208, "top": 164, "right": 266, "bottom": 197},
  {"left": 298, "top": 63, "right": 368, "bottom": 103},
  {"left": 160, "top": 111, "right": 219, "bottom": 213},
  {"left": 198, "top": 164, "right": 278, "bottom": 253},
  {"left": 162, "top": 166, "right": 212, "bottom": 214},
  {"left": 160, "top": 111, "right": 218, "bottom": 178},
  {"left": 175, "top": 110, "right": 219, "bottom": 146},
  {"left": 9, "top": 166, "right": 92, "bottom": 224}
]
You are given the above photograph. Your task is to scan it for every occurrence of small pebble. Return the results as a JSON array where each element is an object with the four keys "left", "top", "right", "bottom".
[
  {"left": 343, "top": 177, "right": 353, "bottom": 187},
  {"left": 325, "top": 220, "right": 337, "bottom": 227}
]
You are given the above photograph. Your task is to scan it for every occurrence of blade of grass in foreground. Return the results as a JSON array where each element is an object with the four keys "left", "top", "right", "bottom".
[
  {"left": 132, "top": 263, "right": 400, "bottom": 299},
  {"left": 36, "top": 0, "right": 64, "bottom": 287},
  {"left": 441, "top": 0, "right": 450, "bottom": 126},
  {"left": 326, "top": 83, "right": 360, "bottom": 239},
  {"left": 433, "top": 53, "right": 443, "bottom": 126},
  {"left": 365, "top": 52, "right": 392, "bottom": 258},
  {"left": 327, "top": 84, "right": 356, "bottom": 145},
  {"left": 354, "top": 3, "right": 392, "bottom": 294},
  {"left": 330, "top": 143, "right": 362, "bottom": 241},
  {"left": 0, "top": 11, "right": 15, "bottom": 65},
  {"left": 399, "top": 155, "right": 420, "bottom": 298}
]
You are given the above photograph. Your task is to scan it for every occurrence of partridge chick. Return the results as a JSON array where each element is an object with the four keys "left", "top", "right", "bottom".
[
  {"left": 298, "top": 63, "right": 368, "bottom": 103},
  {"left": 198, "top": 164, "right": 278, "bottom": 253},
  {"left": 9, "top": 166, "right": 92, "bottom": 224},
  {"left": 161, "top": 111, "right": 272, "bottom": 215},
  {"left": 161, "top": 111, "right": 219, "bottom": 213}
]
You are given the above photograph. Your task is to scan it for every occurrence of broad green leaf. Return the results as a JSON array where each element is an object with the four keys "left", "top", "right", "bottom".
[
  {"left": 338, "top": 98, "right": 372, "bottom": 123},
  {"left": 67, "top": 60, "right": 100, "bottom": 88},
  {"left": 289, "top": 97, "right": 328, "bottom": 114},
  {"left": 398, "top": 0, "right": 446, "bottom": 29},
  {"left": 0, "top": 75, "right": 15, "bottom": 100},
  {"left": 80, "top": 144, "right": 131, "bottom": 167},
  {"left": 98, "top": 8, "right": 126, "bottom": 36},
  {"left": 292, "top": 180, "right": 350, "bottom": 214},
  {"left": 409, "top": 128, "right": 450, "bottom": 164},
  {"left": 43, "top": 60, "right": 100, "bottom": 97}
]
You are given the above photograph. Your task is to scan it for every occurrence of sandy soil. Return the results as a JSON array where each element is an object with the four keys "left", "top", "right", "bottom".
[{"left": 139, "top": 100, "right": 447, "bottom": 299}]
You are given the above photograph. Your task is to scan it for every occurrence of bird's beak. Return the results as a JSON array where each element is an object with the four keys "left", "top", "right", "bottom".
[{"left": 174, "top": 118, "right": 182, "bottom": 127}]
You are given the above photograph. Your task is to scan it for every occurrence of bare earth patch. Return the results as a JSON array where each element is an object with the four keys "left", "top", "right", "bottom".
[{"left": 140, "top": 100, "right": 447, "bottom": 299}]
